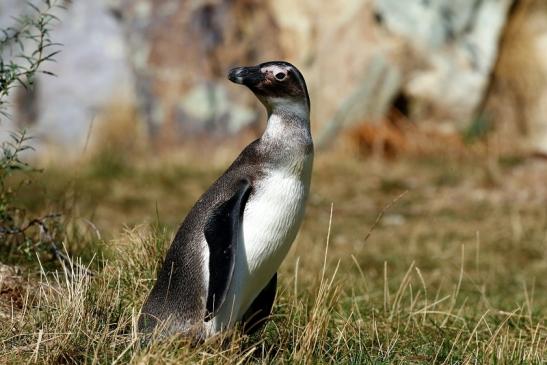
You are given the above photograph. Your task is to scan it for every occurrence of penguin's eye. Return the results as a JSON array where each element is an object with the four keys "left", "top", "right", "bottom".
[{"left": 275, "top": 72, "right": 286, "bottom": 81}]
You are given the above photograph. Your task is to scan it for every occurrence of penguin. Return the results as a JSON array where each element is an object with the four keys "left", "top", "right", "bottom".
[{"left": 138, "top": 61, "right": 313, "bottom": 339}]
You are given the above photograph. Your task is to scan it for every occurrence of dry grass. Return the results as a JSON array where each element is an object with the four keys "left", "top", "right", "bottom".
[{"left": 0, "top": 142, "right": 546, "bottom": 364}]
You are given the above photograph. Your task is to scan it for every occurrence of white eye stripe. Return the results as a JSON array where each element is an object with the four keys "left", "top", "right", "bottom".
[{"left": 261, "top": 65, "right": 287, "bottom": 75}]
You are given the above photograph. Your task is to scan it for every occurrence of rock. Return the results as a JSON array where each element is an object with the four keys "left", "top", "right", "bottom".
[
  {"left": 374, "top": 0, "right": 513, "bottom": 125},
  {"left": 116, "top": 0, "right": 281, "bottom": 144},
  {"left": 2, "top": 0, "right": 280, "bottom": 152},
  {"left": 272, "top": 0, "right": 513, "bottom": 144},
  {"left": 178, "top": 83, "right": 257, "bottom": 135},
  {"left": 1, "top": 0, "right": 134, "bottom": 153},
  {"left": 531, "top": 90, "right": 547, "bottom": 156},
  {"left": 524, "top": 6, "right": 547, "bottom": 156},
  {"left": 488, "top": 0, "right": 547, "bottom": 156},
  {"left": 268, "top": 0, "right": 403, "bottom": 144},
  {"left": 3, "top": 0, "right": 543, "bottom": 155}
]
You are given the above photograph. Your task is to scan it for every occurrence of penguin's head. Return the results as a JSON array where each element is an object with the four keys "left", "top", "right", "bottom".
[{"left": 228, "top": 61, "right": 310, "bottom": 114}]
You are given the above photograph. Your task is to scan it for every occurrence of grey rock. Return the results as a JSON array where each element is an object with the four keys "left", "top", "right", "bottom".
[
  {"left": 1, "top": 0, "right": 134, "bottom": 152},
  {"left": 375, "top": 0, "right": 513, "bottom": 124}
]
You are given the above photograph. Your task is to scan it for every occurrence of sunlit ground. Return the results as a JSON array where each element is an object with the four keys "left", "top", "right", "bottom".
[{"left": 1, "top": 139, "right": 546, "bottom": 363}]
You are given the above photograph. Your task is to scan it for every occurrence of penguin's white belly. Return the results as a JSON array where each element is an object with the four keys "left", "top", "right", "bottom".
[
  {"left": 211, "top": 163, "right": 311, "bottom": 331},
  {"left": 241, "top": 169, "right": 308, "bottom": 297}
]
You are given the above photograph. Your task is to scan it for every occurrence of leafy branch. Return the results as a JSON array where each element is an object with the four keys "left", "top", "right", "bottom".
[
  {"left": 0, "top": 131, "right": 55, "bottom": 258},
  {"left": 0, "top": 1, "right": 72, "bottom": 267},
  {"left": 0, "top": 0, "right": 64, "bottom": 118}
]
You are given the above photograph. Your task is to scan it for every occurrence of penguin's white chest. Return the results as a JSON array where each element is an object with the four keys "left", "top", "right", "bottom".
[
  {"left": 214, "top": 158, "right": 312, "bottom": 328},
  {"left": 205, "top": 153, "right": 313, "bottom": 335},
  {"left": 242, "top": 167, "right": 309, "bottom": 277}
]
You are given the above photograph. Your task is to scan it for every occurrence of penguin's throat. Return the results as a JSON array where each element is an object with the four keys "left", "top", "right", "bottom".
[
  {"left": 263, "top": 110, "right": 310, "bottom": 141},
  {"left": 265, "top": 97, "right": 309, "bottom": 120}
]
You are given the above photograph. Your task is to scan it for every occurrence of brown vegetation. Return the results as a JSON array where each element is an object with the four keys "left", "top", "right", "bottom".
[{"left": 0, "top": 142, "right": 545, "bottom": 363}]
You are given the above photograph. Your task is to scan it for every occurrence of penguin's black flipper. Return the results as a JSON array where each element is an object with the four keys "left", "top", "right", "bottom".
[
  {"left": 204, "top": 178, "right": 252, "bottom": 318},
  {"left": 242, "top": 273, "right": 277, "bottom": 335}
]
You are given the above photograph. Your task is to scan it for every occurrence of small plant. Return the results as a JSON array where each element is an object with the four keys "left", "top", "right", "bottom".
[
  {"left": 0, "top": 0, "right": 64, "bottom": 263},
  {"left": 0, "top": 0, "right": 63, "bottom": 118},
  {"left": 0, "top": 130, "right": 35, "bottom": 243},
  {"left": 0, "top": 129, "right": 63, "bottom": 262}
]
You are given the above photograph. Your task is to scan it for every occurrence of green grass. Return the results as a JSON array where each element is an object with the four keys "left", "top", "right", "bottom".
[{"left": 0, "top": 147, "right": 546, "bottom": 364}]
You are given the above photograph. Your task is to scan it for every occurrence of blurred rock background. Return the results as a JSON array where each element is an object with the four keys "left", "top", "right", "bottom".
[{"left": 1, "top": 0, "right": 546, "bottom": 157}]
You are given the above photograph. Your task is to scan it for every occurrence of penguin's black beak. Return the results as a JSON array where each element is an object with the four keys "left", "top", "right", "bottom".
[{"left": 228, "top": 65, "right": 263, "bottom": 86}]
